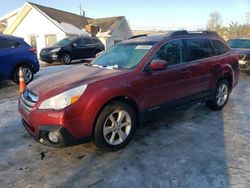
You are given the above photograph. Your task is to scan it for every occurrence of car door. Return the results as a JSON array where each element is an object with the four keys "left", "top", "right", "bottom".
[
  {"left": 0, "top": 38, "right": 18, "bottom": 79},
  {"left": 71, "top": 38, "right": 91, "bottom": 59},
  {"left": 142, "top": 39, "right": 194, "bottom": 112},
  {"left": 185, "top": 38, "right": 217, "bottom": 97},
  {"left": 82, "top": 37, "right": 96, "bottom": 58}
]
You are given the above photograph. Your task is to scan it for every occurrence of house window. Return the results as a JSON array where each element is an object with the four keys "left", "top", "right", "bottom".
[
  {"left": 29, "top": 35, "right": 37, "bottom": 49},
  {"left": 45, "top": 34, "right": 57, "bottom": 47}
]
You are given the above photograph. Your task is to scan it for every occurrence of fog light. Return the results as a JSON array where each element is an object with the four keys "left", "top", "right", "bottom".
[{"left": 48, "top": 131, "right": 59, "bottom": 143}]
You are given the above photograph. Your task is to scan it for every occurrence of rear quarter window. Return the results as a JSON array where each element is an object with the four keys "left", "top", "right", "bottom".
[
  {"left": 186, "top": 39, "right": 216, "bottom": 61},
  {"left": 212, "top": 40, "right": 229, "bottom": 55},
  {"left": 0, "top": 38, "right": 19, "bottom": 49}
]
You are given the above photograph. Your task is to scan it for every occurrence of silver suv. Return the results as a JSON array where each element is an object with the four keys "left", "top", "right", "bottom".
[{"left": 227, "top": 38, "right": 250, "bottom": 71}]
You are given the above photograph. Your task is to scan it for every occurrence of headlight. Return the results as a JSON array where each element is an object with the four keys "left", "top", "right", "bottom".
[
  {"left": 50, "top": 48, "right": 61, "bottom": 53},
  {"left": 39, "top": 85, "right": 87, "bottom": 110}
]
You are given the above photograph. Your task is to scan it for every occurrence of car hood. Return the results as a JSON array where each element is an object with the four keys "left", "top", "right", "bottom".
[
  {"left": 41, "top": 46, "right": 62, "bottom": 53},
  {"left": 27, "top": 65, "right": 126, "bottom": 97},
  {"left": 231, "top": 48, "right": 250, "bottom": 55}
]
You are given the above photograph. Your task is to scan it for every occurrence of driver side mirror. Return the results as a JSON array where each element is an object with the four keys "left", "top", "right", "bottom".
[{"left": 145, "top": 59, "right": 168, "bottom": 72}]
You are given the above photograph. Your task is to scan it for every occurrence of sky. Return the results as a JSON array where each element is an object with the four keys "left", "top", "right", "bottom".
[{"left": 1, "top": 0, "right": 250, "bottom": 30}]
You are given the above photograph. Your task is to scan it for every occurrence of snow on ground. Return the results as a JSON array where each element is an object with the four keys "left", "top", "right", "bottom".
[{"left": 0, "top": 66, "right": 250, "bottom": 188}]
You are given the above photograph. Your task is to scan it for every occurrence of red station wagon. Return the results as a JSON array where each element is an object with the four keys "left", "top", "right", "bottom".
[{"left": 18, "top": 30, "right": 240, "bottom": 151}]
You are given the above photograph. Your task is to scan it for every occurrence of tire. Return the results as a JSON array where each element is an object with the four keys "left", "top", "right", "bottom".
[
  {"left": 206, "top": 79, "right": 230, "bottom": 111},
  {"left": 93, "top": 101, "right": 137, "bottom": 151},
  {"left": 61, "top": 53, "right": 72, "bottom": 65},
  {"left": 13, "top": 65, "right": 34, "bottom": 84}
]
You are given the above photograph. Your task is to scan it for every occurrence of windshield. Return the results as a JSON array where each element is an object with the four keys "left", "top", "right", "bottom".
[
  {"left": 52, "top": 38, "right": 75, "bottom": 47},
  {"left": 91, "top": 44, "right": 152, "bottom": 69},
  {"left": 227, "top": 39, "right": 250, "bottom": 49}
]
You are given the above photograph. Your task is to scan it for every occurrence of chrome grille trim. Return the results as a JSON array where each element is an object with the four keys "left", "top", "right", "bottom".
[
  {"left": 238, "top": 54, "right": 245, "bottom": 60},
  {"left": 20, "top": 89, "right": 39, "bottom": 112}
]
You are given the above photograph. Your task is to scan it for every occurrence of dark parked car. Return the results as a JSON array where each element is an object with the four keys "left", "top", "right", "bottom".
[
  {"left": 19, "top": 30, "right": 239, "bottom": 151},
  {"left": 0, "top": 34, "right": 40, "bottom": 84},
  {"left": 227, "top": 38, "right": 250, "bottom": 72},
  {"left": 40, "top": 36, "right": 105, "bottom": 65}
]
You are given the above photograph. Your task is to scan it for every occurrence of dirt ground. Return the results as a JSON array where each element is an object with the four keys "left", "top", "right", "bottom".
[{"left": 0, "top": 64, "right": 249, "bottom": 188}]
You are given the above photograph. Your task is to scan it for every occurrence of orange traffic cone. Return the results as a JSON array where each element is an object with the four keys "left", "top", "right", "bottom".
[{"left": 19, "top": 67, "right": 26, "bottom": 93}]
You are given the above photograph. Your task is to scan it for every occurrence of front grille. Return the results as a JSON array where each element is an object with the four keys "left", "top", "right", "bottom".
[
  {"left": 20, "top": 89, "right": 39, "bottom": 112},
  {"left": 238, "top": 54, "right": 245, "bottom": 60},
  {"left": 244, "top": 55, "right": 250, "bottom": 61}
]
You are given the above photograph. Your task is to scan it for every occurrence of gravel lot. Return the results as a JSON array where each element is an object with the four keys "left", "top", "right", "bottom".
[{"left": 0, "top": 64, "right": 249, "bottom": 188}]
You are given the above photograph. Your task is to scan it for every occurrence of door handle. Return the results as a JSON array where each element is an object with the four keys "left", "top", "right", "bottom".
[{"left": 180, "top": 69, "right": 192, "bottom": 77}]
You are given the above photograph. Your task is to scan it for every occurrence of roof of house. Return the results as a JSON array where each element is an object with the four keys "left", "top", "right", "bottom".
[
  {"left": 29, "top": 2, "right": 89, "bottom": 29},
  {"left": 29, "top": 2, "right": 124, "bottom": 35}
]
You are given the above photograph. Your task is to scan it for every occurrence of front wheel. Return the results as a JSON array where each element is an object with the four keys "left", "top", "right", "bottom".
[
  {"left": 13, "top": 65, "right": 34, "bottom": 84},
  {"left": 93, "top": 101, "right": 137, "bottom": 151},
  {"left": 206, "top": 79, "right": 230, "bottom": 111},
  {"left": 61, "top": 53, "right": 71, "bottom": 65}
]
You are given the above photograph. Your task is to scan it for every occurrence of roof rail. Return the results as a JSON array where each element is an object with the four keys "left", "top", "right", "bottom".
[
  {"left": 129, "top": 34, "right": 148, "bottom": 39},
  {"left": 167, "top": 30, "right": 219, "bottom": 37},
  {"left": 189, "top": 30, "right": 219, "bottom": 36},
  {"left": 167, "top": 30, "right": 189, "bottom": 37}
]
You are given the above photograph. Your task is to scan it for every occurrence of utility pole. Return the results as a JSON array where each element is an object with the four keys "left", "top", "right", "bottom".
[{"left": 79, "top": 2, "right": 85, "bottom": 16}]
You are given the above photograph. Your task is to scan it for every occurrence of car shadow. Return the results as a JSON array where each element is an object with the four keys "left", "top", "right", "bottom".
[{"left": 53, "top": 103, "right": 231, "bottom": 188}]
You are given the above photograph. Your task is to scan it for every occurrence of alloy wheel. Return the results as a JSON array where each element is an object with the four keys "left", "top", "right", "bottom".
[
  {"left": 103, "top": 110, "right": 132, "bottom": 145},
  {"left": 216, "top": 83, "right": 228, "bottom": 106}
]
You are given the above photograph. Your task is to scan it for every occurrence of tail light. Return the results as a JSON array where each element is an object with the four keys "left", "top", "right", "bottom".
[{"left": 30, "top": 47, "right": 37, "bottom": 54}]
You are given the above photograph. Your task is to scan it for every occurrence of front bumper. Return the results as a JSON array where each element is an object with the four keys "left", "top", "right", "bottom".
[
  {"left": 21, "top": 119, "right": 91, "bottom": 147},
  {"left": 239, "top": 60, "right": 250, "bottom": 71},
  {"left": 40, "top": 53, "right": 60, "bottom": 63},
  {"left": 18, "top": 97, "right": 92, "bottom": 147}
]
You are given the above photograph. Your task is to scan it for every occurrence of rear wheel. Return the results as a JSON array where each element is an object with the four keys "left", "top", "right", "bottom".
[
  {"left": 61, "top": 53, "right": 71, "bottom": 65},
  {"left": 93, "top": 101, "right": 137, "bottom": 151},
  {"left": 206, "top": 79, "right": 230, "bottom": 111},
  {"left": 13, "top": 65, "right": 34, "bottom": 84}
]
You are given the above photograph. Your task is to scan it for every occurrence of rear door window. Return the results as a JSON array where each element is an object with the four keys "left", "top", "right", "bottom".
[
  {"left": 212, "top": 40, "right": 229, "bottom": 55},
  {"left": 151, "top": 39, "right": 185, "bottom": 66},
  {"left": 74, "top": 38, "right": 84, "bottom": 47},
  {"left": 82, "top": 38, "right": 92, "bottom": 44},
  {"left": 0, "top": 38, "right": 18, "bottom": 49},
  {"left": 187, "top": 39, "right": 215, "bottom": 61}
]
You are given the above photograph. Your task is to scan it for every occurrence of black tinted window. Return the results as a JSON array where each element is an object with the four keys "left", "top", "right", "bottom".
[
  {"left": 187, "top": 39, "right": 215, "bottom": 61},
  {"left": 74, "top": 39, "right": 85, "bottom": 47},
  {"left": 0, "top": 38, "right": 18, "bottom": 49},
  {"left": 213, "top": 40, "right": 229, "bottom": 55},
  {"left": 152, "top": 40, "right": 184, "bottom": 66},
  {"left": 92, "top": 38, "right": 100, "bottom": 43},
  {"left": 83, "top": 38, "right": 92, "bottom": 44}
]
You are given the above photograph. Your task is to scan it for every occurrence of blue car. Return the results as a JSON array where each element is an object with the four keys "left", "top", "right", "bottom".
[{"left": 0, "top": 34, "right": 40, "bottom": 84}]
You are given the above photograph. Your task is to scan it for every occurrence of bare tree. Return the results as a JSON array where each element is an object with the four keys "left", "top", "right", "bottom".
[{"left": 207, "top": 11, "right": 222, "bottom": 30}]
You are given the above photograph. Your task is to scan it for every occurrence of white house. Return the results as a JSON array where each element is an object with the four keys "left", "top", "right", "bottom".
[{"left": 0, "top": 2, "right": 132, "bottom": 56}]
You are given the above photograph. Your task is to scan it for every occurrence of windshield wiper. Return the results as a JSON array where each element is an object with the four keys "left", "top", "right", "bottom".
[{"left": 92, "top": 64, "right": 119, "bottom": 70}]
